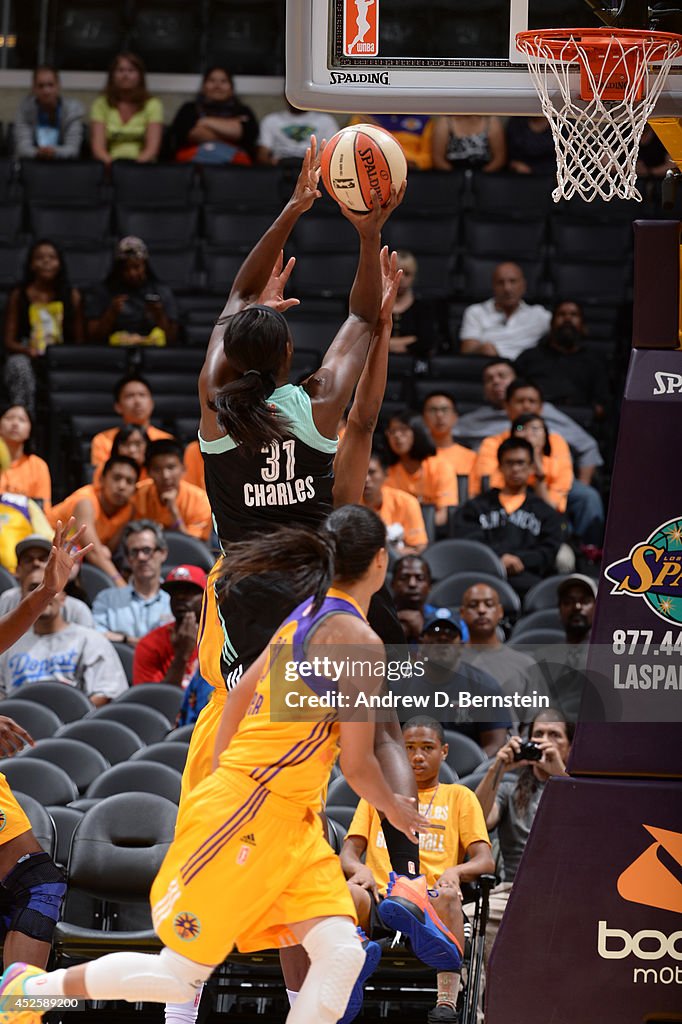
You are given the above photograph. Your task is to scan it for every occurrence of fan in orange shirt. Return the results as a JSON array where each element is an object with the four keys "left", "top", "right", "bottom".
[
  {"left": 92, "top": 424, "right": 150, "bottom": 486},
  {"left": 90, "top": 373, "right": 172, "bottom": 471},
  {"left": 361, "top": 452, "right": 427, "bottom": 554},
  {"left": 384, "top": 410, "right": 456, "bottom": 527},
  {"left": 470, "top": 412, "right": 573, "bottom": 512},
  {"left": 421, "top": 391, "right": 476, "bottom": 505},
  {"left": 0, "top": 404, "right": 52, "bottom": 508},
  {"left": 183, "top": 439, "right": 205, "bottom": 490},
  {"left": 134, "top": 438, "right": 211, "bottom": 540}
]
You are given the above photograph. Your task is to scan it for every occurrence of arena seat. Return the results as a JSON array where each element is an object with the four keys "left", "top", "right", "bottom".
[
  {"left": 326, "top": 775, "right": 360, "bottom": 811},
  {"left": 88, "top": 704, "right": 171, "bottom": 746},
  {"left": 48, "top": 804, "right": 84, "bottom": 868},
  {"left": 128, "top": 0, "right": 202, "bottom": 73},
  {"left": 53, "top": 793, "right": 177, "bottom": 963},
  {"left": 200, "top": 165, "right": 284, "bottom": 212},
  {"left": 54, "top": 3, "right": 125, "bottom": 70},
  {"left": 45, "top": 347, "right": 127, "bottom": 372},
  {"left": 147, "top": 245, "right": 201, "bottom": 291},
  {"left": 61, "top": 246, "right": 112, "bottom": 289},
  {"left": 284, "top": 320, "right": 339, "bottom": 355},
  {"left": 116, "top": 683, "right": 184, "bottom": 726},
  {"left": 207, "top": 210, "right": 294, "bottom": 251},
  {"left": 0, "top": 699, "right": 62, "bottom": 739},
  {"left": 510, "top": 608, "right": 563, "bottom": 638},
  {"left": 292, "top": 215, "right": 370, "bottom": 254},
  {"left": 464, "top": 214, "right": 547, "bottom": 260},
  {"left": 508, "top": 628, "right": 566, "bottom": 650},
  {"left": 139, "top": 348, "right": 204, "bottom": 373},
  {"left": 112, "top": 642, "right": 134, "bottom": 686},
  {"left": 428, "top": 571, "right": 521, "bottom": 620},
  {"left": 398, "top": 170, "right": 466, "bottom": 215},
  {"left": 462, "top": 254, "right": 545, "bottom": 302},
  {"left": 0, "top": 158, "right": 19, "bottom": 202},
  {"left": 0, "top": 202, "right": 23, "bottom": 242},
  {"left": 12, "top": 791, "right": 57, "bottom": 858},
  {"left": 21, "top": 738, "right": 109, "bottom": 795},
  {"left": 443, "top": 731, "right": 487, "bottom": 778},
  {"left": 422, "top": 539, "right": 506, "bottom": 582},
  {"left": 523, "top": 574, "right": 570, "bottom": 612},
  {"left": 0, "top": 244, "right": 28, "bottom": 287},
  {"left": 56, "top": 719, "right": 145, "bottom": 764},
  {"left": 111, "top": 162, "right": 198, "bottom": 207},
  {"left": 20, "top": 160, "right": 107, "bottom": 205},
  {"left": 13, "top": 681, "right": 92, "bottom": 723},
  {"left": 549, "top": 258, "right": 631, "bottom": 302},
  {"left": 204, "top": 0, "right": 285, "bottom": 76},
  {"left": 0, "top": 566, "right": 17, "bottom": 594},
  {"left": 47, "top": 370, "right": 120, "bottom": 396},
  {"left": 204, "top": 250, "right": 248, "bottom": 295},
  {"left": 548, "top": 217, "right": 633, "bottom": 261},
  {"left": 470, "top": 172, "right": 554, "bottom": 216},
  {"left": 414, "top": 378, "right": 484, "bottom": 406},
  {"left": 384, "top": 214, "right": 460, "bottom": 256},
  {"left": 85, "top": 761, "right": 182, "bottom": 803},
  {"left": 29, "top": 203, "right": 112, "bottom": 246},
  {"left": 293, "top": 254, "right": 361, "bottom": 299},
  {"left": 130, "top": 741, "right": 189, "bottom": 774},
  {"left": 164, "top": 723, "right": 194, "bottom": 743},
  {"left": 0, "top": 757, "right": 79, "bottom": 806},
  {"left": 116, "top": 205, "right": 199, "bottom": 247},
  {"left": 553, "top": 193, "right": 650, "bottom": 221},
  {"left": 429, "top": 354, "right": 489, "bottom": 381},
  {"left": 79, "top": 563, "right": 115, "bottom": 604},
  {"left": 160, "top": 532, "right": 215, "bottom": 574},
  {"left": 325, "top": 816, "right": 346, "bottom": 855}
]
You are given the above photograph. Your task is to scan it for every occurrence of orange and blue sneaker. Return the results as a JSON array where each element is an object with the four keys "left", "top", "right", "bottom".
[
  {"left": 0, "top": 962, "right": 46, "bottom": 1023},
  {"left": 377, "top": 873, "right": 463, "bottom": 972},
  {"left": 338, "top": 927, "right": 382, "bottom": 1024}
]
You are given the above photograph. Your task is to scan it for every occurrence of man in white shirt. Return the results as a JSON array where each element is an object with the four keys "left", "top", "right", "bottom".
[
  {"left": 460, "top": 262, "right": 551, "bottom": 360},
  {"left": 257, "top": 101, "right": 339, "bottom": 164},
  {"left": 0, "top": 535, "right": 93, "bottom": 627},
  {"left": 0, "top": 568, "right": 128, "bottom": 705}
]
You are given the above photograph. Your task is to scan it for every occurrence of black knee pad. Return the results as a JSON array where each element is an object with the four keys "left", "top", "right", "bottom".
[{"left": 1, "top": 851, "right": 67, "bottom": 943}]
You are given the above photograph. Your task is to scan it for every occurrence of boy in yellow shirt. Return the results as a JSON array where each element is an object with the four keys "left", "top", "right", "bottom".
[{"left": 341, "top": 716, "right": 495, "bottom": 1023}]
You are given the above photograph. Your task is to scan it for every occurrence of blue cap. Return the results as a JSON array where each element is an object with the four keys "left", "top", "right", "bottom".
[{"left": 422, "top": 608, "right": 463, "bottom": 637}]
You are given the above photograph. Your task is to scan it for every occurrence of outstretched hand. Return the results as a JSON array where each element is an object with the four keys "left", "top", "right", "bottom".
[
  {"left": 385, "top": 793, "right": 431, "bottom": 844},
  {"left": 258, "top": 250, "right": 300, "bottom": 314},
  {"left": 288, "top": 135, "right": 323, "bottom": 213},
  {"left": 43, "top": 518, "right": 94, "bottom": 597},
  {"left": 338, "top": 179, "right": 407, "bottom": 234},
  {"left": 378, "top": 246, "right": 403, "bottom": 325}
]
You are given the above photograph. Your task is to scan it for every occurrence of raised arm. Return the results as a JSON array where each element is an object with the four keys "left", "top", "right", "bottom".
[{"left": 333, "top": 247, "right": 401, "bottom": 506}]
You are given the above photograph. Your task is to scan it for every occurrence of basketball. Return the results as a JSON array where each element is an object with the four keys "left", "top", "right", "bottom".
[{"left": 320, "top": 123, "right": 408, "bottom": 212}]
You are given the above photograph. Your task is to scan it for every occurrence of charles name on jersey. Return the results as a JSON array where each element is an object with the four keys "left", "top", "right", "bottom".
[{"left": 244, "top": 475, "right": 316, "bottom": 507}]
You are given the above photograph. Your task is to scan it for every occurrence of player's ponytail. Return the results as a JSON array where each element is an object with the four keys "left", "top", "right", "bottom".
[
  {"left": 323, "top": 505, "right": 387, "bottom": 582},
  {"left": 212, "top": 305, "right": 293, "bottom": 454}
]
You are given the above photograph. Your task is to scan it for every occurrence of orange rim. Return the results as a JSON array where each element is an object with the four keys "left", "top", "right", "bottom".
[{"left": 516, "top": 26, "right": 682, "bottom": 62}]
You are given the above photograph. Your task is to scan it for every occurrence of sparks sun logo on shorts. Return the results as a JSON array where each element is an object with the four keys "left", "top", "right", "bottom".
[
  {"left": 0, "top": 809, "right": 6, "bottom": 833},
  {"left": 344, "top": 0, "right": 379, "bottom": 57},
  {"left": 617, "top": 824, "right": 682, "bottom": 914},
  {"left": 173, "top": 911, "right": 201, "bottom": 941},
  {"left": 604, "top": 517, "right": 682, "bottom": 624}
]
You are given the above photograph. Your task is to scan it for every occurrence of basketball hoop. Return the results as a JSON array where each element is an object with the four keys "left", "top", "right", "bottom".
[{"left": 516, "top": 27, "right": 682, "bottom": 202}]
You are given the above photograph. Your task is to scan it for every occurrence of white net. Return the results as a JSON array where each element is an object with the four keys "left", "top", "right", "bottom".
[{"left": 517, "top": 29, "right": 682, "bottom": 202}]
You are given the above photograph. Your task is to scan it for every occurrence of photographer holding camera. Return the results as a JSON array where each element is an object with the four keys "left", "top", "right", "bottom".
[{"left": 468, "top": 709, "right": 574, "bottom": 970}]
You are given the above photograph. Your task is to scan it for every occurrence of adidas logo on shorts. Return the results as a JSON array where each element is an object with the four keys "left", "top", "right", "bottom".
[{"left": 239, "top": 833, "right": 257, "bottom": 846}]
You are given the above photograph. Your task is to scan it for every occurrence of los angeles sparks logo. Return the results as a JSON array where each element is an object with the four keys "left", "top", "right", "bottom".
[
  {"left": 173, "top": 911, "right": 201, "bottom": 941},
  {"left": 604, "top": 517, "right": 682, "bottom": 624}
]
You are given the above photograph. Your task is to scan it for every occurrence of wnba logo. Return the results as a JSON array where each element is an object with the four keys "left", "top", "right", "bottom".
[{"left": 344, "top": 0, "right": 379, "bottom": 57}]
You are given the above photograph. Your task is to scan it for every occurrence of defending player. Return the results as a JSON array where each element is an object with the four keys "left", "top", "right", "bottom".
[
  {"left": 0, "top": 520, "right": 91, "bottom": 974},
  {"left": 1, "top": 506, "right": 429, "bottom": 1024}
]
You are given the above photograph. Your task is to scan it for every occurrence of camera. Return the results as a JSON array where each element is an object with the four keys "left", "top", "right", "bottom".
[
  {"left": 144, "top": 293, "right": 161, "bottom": 304},
  {"left": 514, "top": 740, "right": 543, "bottom": 762}
]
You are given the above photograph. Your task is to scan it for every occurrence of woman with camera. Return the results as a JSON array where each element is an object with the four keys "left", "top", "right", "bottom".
[{"left": 470, "top": 710, "right": 574, "bottom": 965}]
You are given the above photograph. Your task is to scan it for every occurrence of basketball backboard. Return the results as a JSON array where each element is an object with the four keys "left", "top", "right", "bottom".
[{"left": 286, "top": 0, "right": 682, "bottom": 114}]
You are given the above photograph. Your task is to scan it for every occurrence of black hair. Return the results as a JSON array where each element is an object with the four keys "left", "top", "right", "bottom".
[
  {"left": 514, "top": 708, "right": 575, "bottom": 814},
  {"left": 392, "top": 554, "right": 432, "bottom": 582},
  {"left": 105, "top": 256, "right": 158, "bottom": 291},
  {"left": 113, "top": 372, "right": 153, "bottom": 403},
  {"left": 497, "top": 436, "right": 534, "bottom": 464},
  {"left": 33, "top": 64, "right": 60, "bottom": 82},
  {"left": 211, "top": 305, "right": 293, "bottom": 455},
  {"left": 511, "top": 412, "right": 551, "bottom": 456},
  {"left": 18, "top": 239, "right": 76, "bottom": 341},
  {"left": 369, "top": 448, "right": 387, "bottom": 469},
  {"left": 505, "top": 378, "right": 543, "bottom": 403},
  {"left": 0, "top": 403, "right": 34, "bottom": 455},
  {"left": 218, "top": 505, "right": 385, "bottom": 614},
  {"left": 421, "top": 390, "right": 458, "bottom": 413},
  {"left": 402, "top": 716, "right": 445, "bottom": 743},
  {"left": 111, "top": 423, "right": 149, "bottom": 461},
  {"left": 101, "top": 454, "right": 140, "bottom": 480},
  {"left": 201, "top": 65, "right": 234, "bottom": 89},
  {"left": 482, "top": 357, "right": 516, "bottom": 376},
  {"left": 384, "top": 408, "right": 436, "bottom": 466},
  {"left": 552, "top": 298, "right": 584, "bottom": 320},
  {"left": 145, "top": 438, "right": 184, "bottom": 469}
]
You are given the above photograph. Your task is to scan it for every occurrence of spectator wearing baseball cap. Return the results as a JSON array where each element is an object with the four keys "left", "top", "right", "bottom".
[
  {"left": 132, "top": 564, "right": 206, "bottom": 686},
  {"left": 85, "top": 236, "right": 178, "bottom": 347},
  {"left": 0, "top": 534, "right": 93, "bottom": 626}
]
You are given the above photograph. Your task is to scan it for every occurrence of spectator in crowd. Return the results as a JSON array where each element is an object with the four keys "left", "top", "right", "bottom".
[
  {"left": 471, "top": 711, "right": 573, "bottom": 964},
  {"left": 47, "top": 455, "right": 139, "bottom": 585},
  {"left": 90, "top": 373, "right": 172, "bottom": 472},
  {"left": 466, "top": 377, "right": 604, "bottom": 543},
  {"left": 171, "top": 66, "right": 258, "bottom": 165},
  {"left": 0, "top": 534, "right": 94, "bottom": 626},
  {"left": 390, "top": 555, "right": 468, "bottom": 646},
  {"left": 350, "top": 113, "right": 434, "bottom": 170},
  {"left": 384, "top": 410, "right": 456, "bottom": 528},
  {"left": 132, "top": 564, "right": 206, "bottom": 686},
  {"left": 0, "top": 405, "right": 52, "bottom": 507},
  {"left": 470, "top": 411, "right": 573, "bottom": 513},
  {"left": 386, "top": 252, "right": 448, "bottom": 360},
  {"left": 90, "top": 52, "right": 163, "bottom": 165},
  {"left": 4, "top": 240, "right": 84, "bottom": 414},
  {"left": 636, "top": 124, "right": 675, "bottom": 177},
  {"left": 183, "top": 439, "right": 204, "bottom": 490},
  {"left": 459, "top": 262, "right": 551, "bottom": 359},
  {"left": 0, "top": 494, "right": 52, "bottom": 573},
  {"left": 92, "top": 520, "right": 171, "bottom": 646},
  {"left": 431, "top": 115, "right": 506, "bottom": 172},
  {"left": 459, "top": 582, "right": 535, "bottom": 710},
  {"left": 362, "top": 451, "right": 428, "bottom": 556},
  {"left": 454, "top": 437, "right": 564, "bottom": 598},
  {"left": 0, "top": 566, "right": 127, "bottom": 703},
  {"left": 257, "top": 100, "right": 338, "bottom": 165},
  {"left": 515, "top": 300, "right": 609, "bottom": 416},
  {"left": 13, "top": 65, "right": 84, "bottom": 161},
  {"left": 421, "top": 391, "right": 476, "bottom": 497},
  {"left": 505, "top": 116, "right": 556, "bottom": 175},
  {"left": 341, "top": 716, "right": 494, "bottom": 1022},
  {"left": 85, "top": 237, "right": 179, "bottom": 347},
  {"left": 93, "top": 423, "right": 149, "bottom": 486},
  {"left": 134, "top": 439, "right": 212, "bottom": 540},
  {"left": 526, "top": 574, "right": 596, "bottom": 721},
  {"left": 418, "top": 612, "right": 511, "bottom": 755}
]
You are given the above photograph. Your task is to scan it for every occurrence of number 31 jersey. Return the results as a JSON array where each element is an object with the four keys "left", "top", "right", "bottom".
[{"left": 200, "top": 383, "right": 337, "bottom": 544}]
